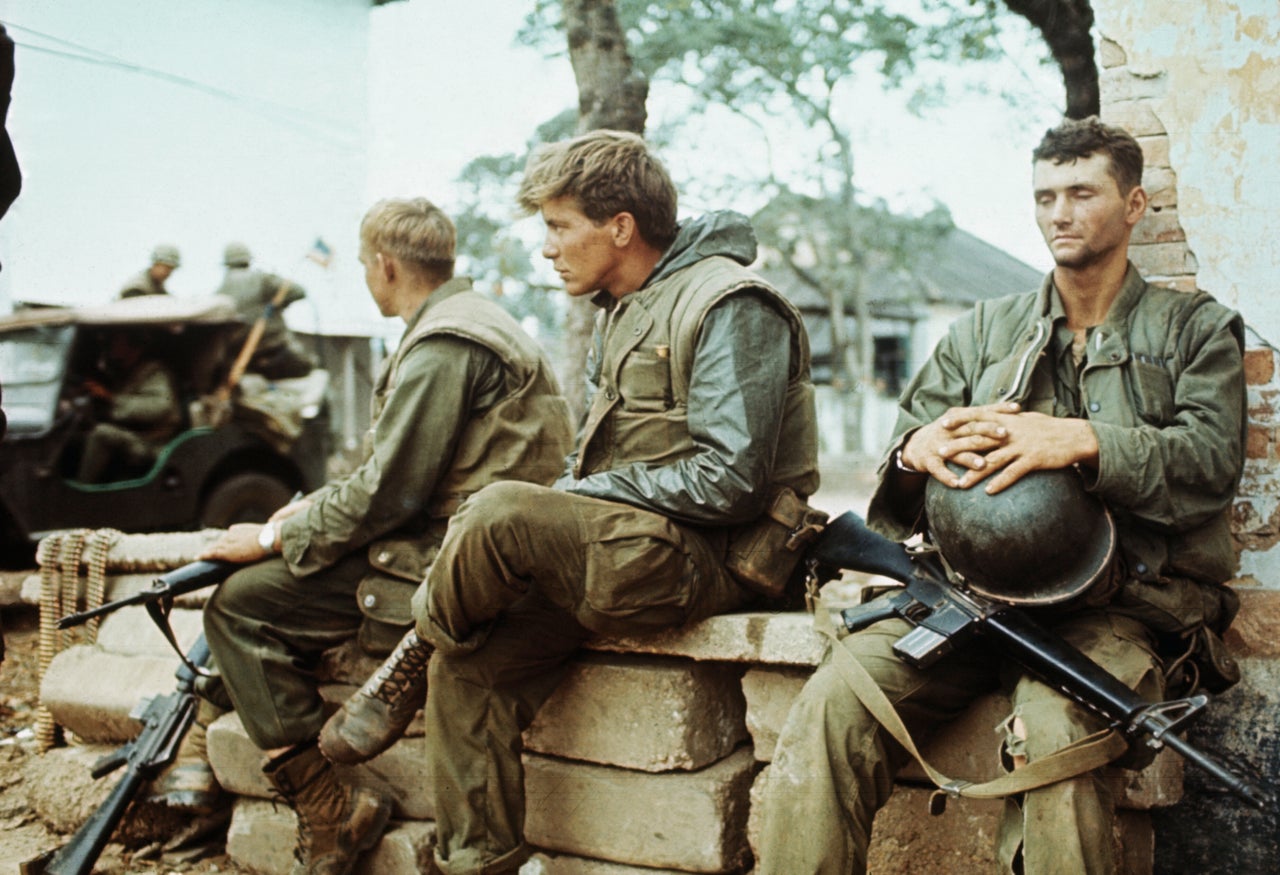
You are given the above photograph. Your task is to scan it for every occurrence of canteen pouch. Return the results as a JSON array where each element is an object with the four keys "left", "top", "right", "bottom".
[{"left": 726, "top": 487, "right": 829, "bottom": 598}]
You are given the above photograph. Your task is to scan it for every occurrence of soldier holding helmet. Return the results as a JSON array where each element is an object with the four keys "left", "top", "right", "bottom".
[{"left": 756, "top": 116, "right": 1245, "bottom": 873}]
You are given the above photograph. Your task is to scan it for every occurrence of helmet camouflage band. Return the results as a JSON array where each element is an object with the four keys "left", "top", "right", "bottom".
[{"left": 924, "top": 465, "right": 1117, "bottom": 605}]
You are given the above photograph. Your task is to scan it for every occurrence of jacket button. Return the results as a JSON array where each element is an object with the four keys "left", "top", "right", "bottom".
[
  {"left": 1136, "top": 563, "right": 1148, "bottom": 574},
  {"left": 363, "top": 594, "right": 377, "bottom": 608},
  {"left": 1089, "top": 401, "right": 1101, "bottom": 412},
  {"left": 605, "top": 388, "right": 616, "bottom": 400},
  {"left": 1111, "top": 353, "right": 1119, "bottom": 361},
  {"left": 378, "top": 551, "right": 392, "bottom": 564}
]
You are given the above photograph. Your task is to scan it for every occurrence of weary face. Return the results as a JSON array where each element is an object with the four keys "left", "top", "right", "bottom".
[
  {"left": 539, "top": 196, "right": 625, "bottom": 298},
  {"left": 1033, "top": 153, "right": 1141, "bottom": 270}
]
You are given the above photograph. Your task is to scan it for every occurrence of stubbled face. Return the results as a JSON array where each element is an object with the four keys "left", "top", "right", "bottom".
[
  {"left": 1033, "top": 152, "right": 1140, "bottom": 270},
  {"left": 539, "top": 196, "right": 624, "bottom": 297}
]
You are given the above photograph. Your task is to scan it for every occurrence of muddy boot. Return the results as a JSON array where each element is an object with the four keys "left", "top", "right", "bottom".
[
  {"left": 148, "top": 698, "right": 226, "bottom": 814},
  {"left": 319, "top": 628, "right": 431, "bottom": 765},
  {"left": 264, "top": 741, "right": 391, "bottom": 875}
]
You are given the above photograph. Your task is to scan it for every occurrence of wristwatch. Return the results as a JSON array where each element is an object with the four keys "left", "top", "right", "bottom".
[{"left": 257, "top": 521, "right": 278, "bottom": 554}]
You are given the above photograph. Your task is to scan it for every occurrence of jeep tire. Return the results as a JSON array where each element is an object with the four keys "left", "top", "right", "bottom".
[{"left": 200, "top": 472, "right": 295, "bottom": 529}]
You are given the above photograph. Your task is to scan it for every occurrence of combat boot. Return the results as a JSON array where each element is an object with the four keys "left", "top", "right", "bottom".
[
  {"left": 319, "top": 628, "right": 431, "bottom": 765},
  {"left": 264, "top": 741, "right": 391, "bottom": 875},
  {"left": 148, "top": 698, "right": 226, "bottom": 814}
]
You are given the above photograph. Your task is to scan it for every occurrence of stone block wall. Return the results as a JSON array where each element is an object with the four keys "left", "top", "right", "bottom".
[{"left": 29, "top": 538, "right": 1188, "bottom": 874}]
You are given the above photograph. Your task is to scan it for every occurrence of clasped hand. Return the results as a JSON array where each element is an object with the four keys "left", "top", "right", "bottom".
[{"left": 900, "top": 402, "right": 1098, "bottom": 494}]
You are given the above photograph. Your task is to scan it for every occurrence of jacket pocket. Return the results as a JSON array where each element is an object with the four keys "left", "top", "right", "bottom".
[
  {"left": 618, "top": 348, "right": 673, "bottom": 412},
  {"left": 1130, "top": 361, "right": 1175, "bottom": 424}
]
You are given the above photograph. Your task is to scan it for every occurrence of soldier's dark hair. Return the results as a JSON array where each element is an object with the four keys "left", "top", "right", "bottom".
[
  {"left": 516, "top": 130, "right": 679, "bottom": 251},
  {"left": 1032, "top": 116, "right": 1144, "bottom": 195}
]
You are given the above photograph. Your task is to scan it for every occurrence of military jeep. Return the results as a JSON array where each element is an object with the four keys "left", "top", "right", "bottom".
[{"left": 0, "top": 294, "right": 331, "bottom": 566}]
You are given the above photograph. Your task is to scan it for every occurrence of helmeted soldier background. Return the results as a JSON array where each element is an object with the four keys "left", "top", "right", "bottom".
[
  {"left": 117, "top": 244, "right": 181, "bottom": 299},
  {"left": 214, "top": 241, "right": 315, "bottom": 380}
]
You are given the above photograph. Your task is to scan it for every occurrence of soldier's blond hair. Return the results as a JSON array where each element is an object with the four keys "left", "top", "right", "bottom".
[
  {"left": 516, "top": 130, "right": 678, "bottom": 250},
  {"left": 360, "top": 198, "right": 456, "bottom": 279}
]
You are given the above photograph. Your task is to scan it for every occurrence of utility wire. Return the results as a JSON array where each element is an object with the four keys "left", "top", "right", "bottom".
[{"left": 3, "top": 20, "right": 361, "bottom": 152}]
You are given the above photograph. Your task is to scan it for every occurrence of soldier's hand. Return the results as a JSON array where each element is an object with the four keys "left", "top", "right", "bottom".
[
  {"left": 958, "top": 410, "right": 1099, "bottom": 494},
  {"left": 901, "top": 401, "right": 1019, "bottom": 487},
  {"left": 199, "top": 523, "right": 270, "bottom": 563}
]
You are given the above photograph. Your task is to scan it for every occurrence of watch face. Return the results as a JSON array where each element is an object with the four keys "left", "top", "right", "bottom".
[{"left": 258, "top": 523, "right": 275, "bottom": 551}]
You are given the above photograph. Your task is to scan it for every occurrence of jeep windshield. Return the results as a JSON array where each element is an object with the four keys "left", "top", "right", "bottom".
[{"left": 0, "top": 324, "right": 71, "bottom": 437}]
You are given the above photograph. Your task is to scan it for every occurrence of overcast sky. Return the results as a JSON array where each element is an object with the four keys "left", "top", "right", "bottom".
[{"left": 368, "top": 1, "right": 1065, "bottom": 273}]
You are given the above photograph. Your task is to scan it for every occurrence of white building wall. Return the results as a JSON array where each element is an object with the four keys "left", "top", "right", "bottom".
[{"left": 0, "top": 0, "right": 377, "bottom": 334}]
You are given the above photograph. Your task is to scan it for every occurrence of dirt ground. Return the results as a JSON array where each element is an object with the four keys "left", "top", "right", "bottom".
[{"left": 0, "top": 604, "right": 246, "bottom": 874}]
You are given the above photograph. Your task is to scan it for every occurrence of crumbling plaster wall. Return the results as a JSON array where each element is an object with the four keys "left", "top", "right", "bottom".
[{"left": 1094, "top": 3, "right": 1280, "bottom": 334}]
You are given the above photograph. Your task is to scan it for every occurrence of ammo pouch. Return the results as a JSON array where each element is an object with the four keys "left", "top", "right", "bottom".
[
  {"left": 726, "top": 487, "right": 828, "bottom": 599},
  {"left": 356, "top": 535, "right": 440, "bottom": 656}
]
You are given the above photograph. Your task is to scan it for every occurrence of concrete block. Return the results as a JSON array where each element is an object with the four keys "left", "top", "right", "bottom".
[
  {"left": 1130, "top": 209, "right": 1185, "bottom": 246},
  {"left": 524, "top": 747, "right": 756, "bottom": 873},
  {"left": 522, "top": 852, "right": 688, "bottom": 874},
  {"left": 1102, "top": 101, "right": 1166, "bottom": 137},
  {"left": 91, "top": 605, "right": 205, "bottom": 657},
  {"left": 206, "top": 712, "right": 434, "bottom": 820},
  {"left": 741, "top": 666, "right": 808, "bottom": 762},
  {"left": 227, "top": 797, "right": 434, "bottom": 875},
  {"left": 588, "top": 611, "right": 827, "bottom": 668},
  {"left": 526, "top": 654, "right": 747, "bottom": 772},
  {"left": 39, "top": 646, "right": 192, "bottom": 743}
]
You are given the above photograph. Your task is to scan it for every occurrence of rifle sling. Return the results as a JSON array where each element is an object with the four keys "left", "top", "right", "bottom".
[
  {"left": 145, "top": 599, "right": 214, "bottom": 677},
  {"left": 811, "top": 593, "right": 1129, "bottom": 812}
]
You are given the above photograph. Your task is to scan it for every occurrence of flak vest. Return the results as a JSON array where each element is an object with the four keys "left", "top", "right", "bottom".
[
  {"left": 574, "top": 255, "right": 820, "bottom": 507},
  {"left": 358, "top": 289, "right": 573, "bottom": 639}
]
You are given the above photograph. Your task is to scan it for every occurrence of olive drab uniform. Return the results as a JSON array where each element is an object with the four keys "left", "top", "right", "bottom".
[
  {"left": 414, "top": 212, "right": 820, "bottom": 875},
  {"left": 117, "top": 270, "right": 169, "bottom": 299},
  {"left": 204, "top": 278, "right": 573, "bottom": 751},
  {"left": 756, "top": 266, "right": 1245, "bottom": 875},
  {"left": 215, "top": 265, "right": 314, "bottom": 379},
  {"left": 76, "top": 358, "right": 182, "bottom": 482}
]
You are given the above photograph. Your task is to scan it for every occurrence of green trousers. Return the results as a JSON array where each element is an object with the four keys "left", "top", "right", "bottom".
[
  {"left": 754, "top": 611, "right": 1162, "bottom": 875},
  {"left": 413, "top": 481, "right": 748, "bottom": 875},
  {"left": 77, "top": 422, "right": 157, "bottom": 482},
  {"left": 203, "top": 552, "right": 371, "bottom": 749}
]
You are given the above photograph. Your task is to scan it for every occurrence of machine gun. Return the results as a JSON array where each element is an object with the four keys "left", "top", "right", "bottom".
[
  {"left": 21, "top": 637, "right": 212, "bottom": 875},
  {"left": 56, "top": 559, "right": 234, "bottom": 672},
  {"left": 808, "top": 510, "right": 1270, "bottom": 810}
]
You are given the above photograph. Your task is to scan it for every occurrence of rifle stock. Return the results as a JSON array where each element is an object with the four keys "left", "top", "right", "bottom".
[
  {"left": 22, "top": 637, "right": 211, "bottom": 875},
  {"left": 809, "top": 511, "right": 1271, "bottom": 810}
]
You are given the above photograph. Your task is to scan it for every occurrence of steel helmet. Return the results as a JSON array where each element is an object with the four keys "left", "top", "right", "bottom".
[
  {"left": 223, "top": 241, "right": 252, "bottom": 267},
  {"left": 924, "top": 465, "right": 1116, "bottom": 605},
  {"left": 151, "top": 243, "right": 181, "bottom": 267}
]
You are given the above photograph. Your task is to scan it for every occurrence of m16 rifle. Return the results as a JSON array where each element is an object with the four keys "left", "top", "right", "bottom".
[
  {"left": 807, "top": 510, "right": 1270, "bottom": 810},
  {"left": 21, "top": 636, "right": 212, "bottom": 875}
]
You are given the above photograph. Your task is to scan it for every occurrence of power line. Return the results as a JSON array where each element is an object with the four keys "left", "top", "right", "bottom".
[{"left": 3, "top": 20, "right": 362, "bottom": 152}]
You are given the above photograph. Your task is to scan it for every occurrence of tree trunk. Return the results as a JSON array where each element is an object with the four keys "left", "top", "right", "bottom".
[
  {"left": 559, "top": 0, "right": 649, "bottom": 424},
  {"left": 1002, "top": 0, "right": 1099, "bottom": 119}
]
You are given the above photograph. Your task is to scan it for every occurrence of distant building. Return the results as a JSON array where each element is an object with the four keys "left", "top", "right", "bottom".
[{"left": 758, "top": 225, "right": 1042, "bottom": 453}]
